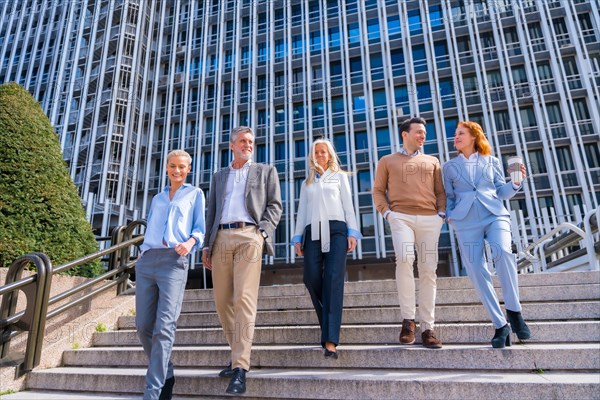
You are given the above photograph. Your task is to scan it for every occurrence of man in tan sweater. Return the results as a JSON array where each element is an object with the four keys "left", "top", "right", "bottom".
[{"left": 373, "top": 117, "right": 446, "bottom": 349}]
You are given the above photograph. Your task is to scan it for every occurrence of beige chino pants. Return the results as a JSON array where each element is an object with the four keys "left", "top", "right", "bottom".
[
  {"left": 388, "top": 212, "right": 443, "bottom": 331},
  {"left": 211, "top": 225, "right": 264, "bottom": 370}
]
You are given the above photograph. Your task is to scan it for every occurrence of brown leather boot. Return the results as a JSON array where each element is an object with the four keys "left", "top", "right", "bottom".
[
  {"left": 399, "top": 319, "right": 416, "bottom": 344},
  {"left": 421, "top": 329, "right": 443, "bottom": 349}
]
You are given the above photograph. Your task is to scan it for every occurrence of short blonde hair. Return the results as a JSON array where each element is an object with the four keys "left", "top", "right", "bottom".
[
  {"left": 306, "top": 139, "right": 347, "bottom": 185},
  {"left": 166, "top": 149, "right": 192, "bottom": 165}
]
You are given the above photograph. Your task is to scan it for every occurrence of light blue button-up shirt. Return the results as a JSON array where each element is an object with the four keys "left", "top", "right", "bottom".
[{"left": 140, "top": 183, "right": 206, "bottom": 253}]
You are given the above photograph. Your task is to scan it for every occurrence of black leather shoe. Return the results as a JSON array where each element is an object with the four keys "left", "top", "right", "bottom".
[
  {"left": 491, "top": 324, "right": 512, "bottom": 348},
  {"left": 219, "top": 362, "right": 234, "bottom": 378},
  {"left": 324, "top": 348, "right": 338, "bottom": 359},
  {"left": 506, "top": 309, "right": 531, "bottom": 340},
  {"left": 159, "top": 376, "right": 175, "bottom": 400},
  {"left": 226, "top": 368, "right": 246, "bottom": 394}
]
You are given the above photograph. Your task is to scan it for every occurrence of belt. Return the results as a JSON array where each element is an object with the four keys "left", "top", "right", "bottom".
[{"left": 219, "top": 222, "right": 256, "bottom": 230}]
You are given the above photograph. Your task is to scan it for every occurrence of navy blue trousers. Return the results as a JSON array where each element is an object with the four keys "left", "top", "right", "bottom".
[{"left": 302, "top": 220, "right": 348, "bottom": 347}]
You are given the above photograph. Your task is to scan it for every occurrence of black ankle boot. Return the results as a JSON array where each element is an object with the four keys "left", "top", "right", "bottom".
[
  {"left": 491, "top": 324, "right": 512, "bottom": 348},
  {"left": 506, "top": 309, "right": 531, "bottom": 340}
]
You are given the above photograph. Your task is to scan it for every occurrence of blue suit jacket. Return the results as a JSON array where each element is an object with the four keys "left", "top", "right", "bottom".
[{"left": 442, "top": 154, "right": 519, "bottom": 222}]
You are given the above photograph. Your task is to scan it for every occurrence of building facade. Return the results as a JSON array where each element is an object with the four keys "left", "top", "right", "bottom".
[{"left": 1, "top": 0, "right": 599, "bottom": 277}]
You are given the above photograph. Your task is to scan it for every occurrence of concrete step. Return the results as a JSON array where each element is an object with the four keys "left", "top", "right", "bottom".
[
  {"left": 22, "top": 366, "right": 600, "bottom": 399},
  {"left": 118, "top": 301, "right": 600, "bottom": 329},
  {"left": 0, "top": 390, "right": 258, "bottom": 399},
  {"left": 62, "top": 343, "right": 600, "bottom": 371},
  {"left": 181, "top": 270, "right": 600, "bottom": 301},
  {"left": 94, "top": 320, "right": 600, "bottom": 346},
  {"left": 180, "top": 284, "right": 600, "bottom": 313}
]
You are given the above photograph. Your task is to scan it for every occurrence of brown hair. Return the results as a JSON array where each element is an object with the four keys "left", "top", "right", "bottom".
[{"left": 457, "top": 121, "right": 492, "bottom": 156}]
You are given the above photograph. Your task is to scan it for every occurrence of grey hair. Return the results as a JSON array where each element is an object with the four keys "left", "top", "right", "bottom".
[
  {"left": 230, "top": 126, "right": 255, "bottom": 143},
  {"left": 166, "top": 149, "right": 192, "bottom": 165}
]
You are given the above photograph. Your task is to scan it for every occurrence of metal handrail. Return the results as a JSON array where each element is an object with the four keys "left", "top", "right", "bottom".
[
  {"left": 517, "top": 208, "right": 599, "bottom": 272},
  {"left": 0, "top": 253, "right": 52, "bottom": 376},
  {"left": 0, "top": 220, "right": 145, "bottom": 377}
]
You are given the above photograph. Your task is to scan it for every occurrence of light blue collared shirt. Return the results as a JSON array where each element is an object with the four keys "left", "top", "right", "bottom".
[
  {"left": 398, "top": 147, "right": 422, "bottom": 157},
  {"left": 141, "top": 183, "right": 206, "bottom": 253}
]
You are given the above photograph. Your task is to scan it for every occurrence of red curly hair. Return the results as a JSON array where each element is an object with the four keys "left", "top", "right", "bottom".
[{"left": 457, "top": 121, "right": 492, "bottom": 156}]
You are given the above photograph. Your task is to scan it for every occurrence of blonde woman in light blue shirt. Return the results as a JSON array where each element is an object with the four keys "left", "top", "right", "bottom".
[{"left": 136, "top": 149, "right": 205, "bottom": 400}]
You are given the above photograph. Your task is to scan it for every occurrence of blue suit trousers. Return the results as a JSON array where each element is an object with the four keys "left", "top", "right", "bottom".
[
  {"left": 302, "top": 221, "right": 348, "bottom": 346},
  {"left": 135, "top": 249, "right": 188, "bottom": 400},
  {"left": 452, "top": 201, "right": 522, "bottom": 328}
]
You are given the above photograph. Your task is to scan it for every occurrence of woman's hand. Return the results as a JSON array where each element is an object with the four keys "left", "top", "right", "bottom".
[
  {"left": 294, "top": 242, "right": 303, "bottom": 257},
  {"left": 347, "top": 237, "right": 357, "bottom": 252},
  {"left": 201, "top": 248, "right": 212, "bottom": 270}
]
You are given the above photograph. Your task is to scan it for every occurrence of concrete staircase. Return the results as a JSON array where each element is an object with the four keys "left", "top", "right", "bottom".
[{"left": 6, "top": 270, "right": 600, "bottom": 399}]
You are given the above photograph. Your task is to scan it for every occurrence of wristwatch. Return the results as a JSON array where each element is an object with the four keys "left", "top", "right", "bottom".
[
  {"left": 259, "top": 229, "right": 268, "bottom": 239},
  {"left": 190, "top": 236, "right": 199, "bottom": 244}
]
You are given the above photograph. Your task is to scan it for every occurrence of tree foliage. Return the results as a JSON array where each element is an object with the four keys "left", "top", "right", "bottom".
[{"left": 0, "top": 83, "right": 101, "bottom": 277}]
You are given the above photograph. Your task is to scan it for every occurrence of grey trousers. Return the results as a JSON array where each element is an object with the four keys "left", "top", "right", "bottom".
[{"left": 135, "top": 248, "right": 188, "bottom": 400}]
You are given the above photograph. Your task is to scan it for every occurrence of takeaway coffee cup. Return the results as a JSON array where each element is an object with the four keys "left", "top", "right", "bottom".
[{"left": 507, "top": 156, "right": 523, "bottom": 185}]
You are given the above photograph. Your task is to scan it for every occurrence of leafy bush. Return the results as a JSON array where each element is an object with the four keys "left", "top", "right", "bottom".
[{"left": 0, "top": 83, "right": 102, "bottom": 277}]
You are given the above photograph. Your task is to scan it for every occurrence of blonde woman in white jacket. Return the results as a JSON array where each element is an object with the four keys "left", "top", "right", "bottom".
[{"left": 292, "top": 139, "right": 362, "bottom": 359}]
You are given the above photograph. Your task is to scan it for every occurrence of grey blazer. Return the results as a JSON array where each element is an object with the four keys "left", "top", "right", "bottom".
[{"left": 203, "top": 162, "right": 283, "bottom": 257}]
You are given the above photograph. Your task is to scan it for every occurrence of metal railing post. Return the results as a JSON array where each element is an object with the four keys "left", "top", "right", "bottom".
[
  {"left": 117, "top": 220, "right": 146, "bottom": 295},
  {"left": 0, "top": 253, "right": 51, "bottom": 376},
  {"left": 583, "top": 209, "right": 600, "bottom": 270},
  {"left": 108, "top": 225, "right": 126, "bottom": 275}
]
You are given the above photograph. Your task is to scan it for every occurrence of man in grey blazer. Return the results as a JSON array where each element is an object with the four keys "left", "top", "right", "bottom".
[{"left": 201, "top": 126, "right": 282, "bottom": 395}]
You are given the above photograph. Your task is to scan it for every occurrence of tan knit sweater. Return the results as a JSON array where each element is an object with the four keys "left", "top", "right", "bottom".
[{"left": 372, "top": 152, "right": 446, "bottom": 216}]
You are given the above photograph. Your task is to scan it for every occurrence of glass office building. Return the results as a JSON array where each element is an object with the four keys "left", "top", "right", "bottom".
[{"left": 1, "top": 0, "right": 599, "bottom": 277}]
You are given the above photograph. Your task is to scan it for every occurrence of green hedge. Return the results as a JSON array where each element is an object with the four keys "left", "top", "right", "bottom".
[{"left": 0, "top": 83, "right": 102, "bottom": 277}]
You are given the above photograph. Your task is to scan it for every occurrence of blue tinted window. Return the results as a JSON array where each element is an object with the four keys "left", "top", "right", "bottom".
[
  {"left": 256, "top": 144, "right": 266, "bottom": 163},
  {"left": 367, "top": 18, "right": 380, "bottom": 41},
  {"left": 329, "top": 26, "right": 340, "bottom": 48},
  {"left": 395, "top": 86, "right": 408, "bottom": 103},
  {"left": 358, "top": 170, "right": 372, "bottom": 192},
  {"left": 412, "top": 45, "right": 427, "bottom": 73},
  {"left": 388, "top": 15, "right": 401, "bottom": 37},
  {"left": 425, "top": 123, "right": 436, "bottom": 141},
  {"left": 417, "top": 82, "right": 432, "bottom": 112},
  {"left": 371, "top": 53, "right": 384, "bottom": 80},
  {"left": 330, "top": 60, "right": 342, "bottom": 76},
  {"left": 310, "top": 31, "right": 321, "bottom": 52},
  {"left": 332, "top": 96, "right": 345, "bottom": 113},
  {"left": 312, "top": 100, "right": 324, "bottom": 116},
  {"left": 376, "top": 127, "right": 391, "bottom": 147},
  {"left": 408, "top": 9, "right": 422, "bottom": 34},
  {"left": 353, "top": 95, "right": 365, "bottom": 112},
  {"left": 355, "top": 131, "right": 369, "bottom": 150},
  {"left": 424, "top": 143, "right": 439, "bottom": 154},
  {"left": 292, "top": 35, "right": 303, "bottom": 55},
  {"left": 221, "top": 149, "right": 229, "bottom": 167},
  {"left": 334, "top": 133, "right": 346, "bottom": 152},
  {"left": 445, "top": 117, "right": 458, "bottom": 139},
  {"left": 439, "top": 78, "right": 456, "bottom": 108},
  {"left": 434, "top": 41, "right": 449, "bottom": 68},
  {"left": 348, "top": 23, "right": 360, "bottom": 45},
  {"left": 373, "top": 89, "right": 387, "bottom": 108},
  {"left": 275, "top": 142, "right": 286, "bottom": 160},
  {"left": 429, "top": 5, "right": 443, "bottom": 29},
  {"left": 295, "top": 139, "right": 306, "bottom": 158},
  {"left": 275, "top": 39, "right": 286, "bottom": 59}
]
